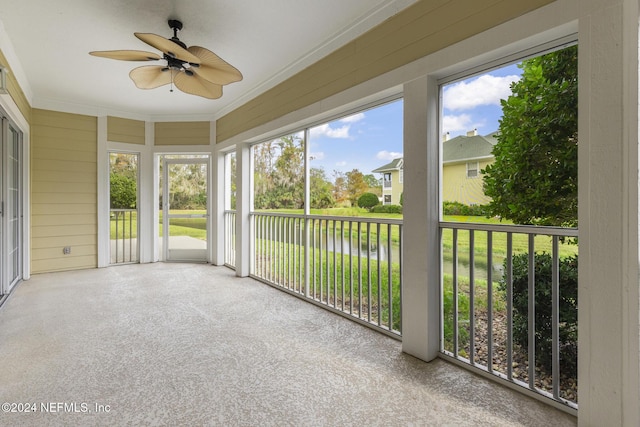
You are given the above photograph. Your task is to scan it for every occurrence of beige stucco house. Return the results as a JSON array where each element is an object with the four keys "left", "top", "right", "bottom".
[
  {"left": 441, "top": 130, "right": 497, "bottom": 205},
  {"left": 372, "top": 157, "right": 403, "bottom": 205},
  {"left": 372, "top": 130, "right": 497, "bottom": 206}
]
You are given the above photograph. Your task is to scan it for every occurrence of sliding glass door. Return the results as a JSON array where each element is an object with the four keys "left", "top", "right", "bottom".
[{"left": 0, "top": 112, "right": 23, "bottom": 296}]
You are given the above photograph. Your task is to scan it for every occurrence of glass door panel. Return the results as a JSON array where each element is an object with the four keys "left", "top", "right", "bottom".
[
  {"left": 6, "top": 124, "right": 21, "bottom": 289},
  {"left": 163, "top": 159, "right": 208, "bottom": 262}
]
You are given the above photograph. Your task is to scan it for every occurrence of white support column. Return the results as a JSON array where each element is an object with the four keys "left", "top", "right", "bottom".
[
  {"left": 149, "top": 123, "right": 160, "bottom": 262},
  {"left": 578, "top": 0, "right": 640, "bottom": 425},
  {"left": 211, "top": 146, "right": 226, "bottom": 266},
  {"left": 401, "top": 75, "right": 440, "bottom": 361},
  {"left": 235, "top": 142, "right": 251, "bottom": 277},
  {"left": 96, "top": 116, "right": 109, "bottom": 268},
  {"left": 138, "top": 121, "right": 155, "bottom": 263}
]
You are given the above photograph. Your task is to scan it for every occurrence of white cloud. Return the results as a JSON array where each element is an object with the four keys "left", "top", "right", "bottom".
[
  {"left": 309, "top": 152, "right": 325, "bottom": 161},
  {"left": 443, "top": 74, "right": 520, "bottom": 111},
  {"left": 376, "top": 150, "right": 403, "bottom": 161},
  {"left": 310, "top": 123, "right": 351, "bottom": 138},
  {"left": 442, "top": 114, "right": 473, "bottom": 134},
  {"left": 336, "top": 161, "right": 347, "bottom": 167},
  {"left": 340, "top": 112, "right": 365, "bottom": 123}
]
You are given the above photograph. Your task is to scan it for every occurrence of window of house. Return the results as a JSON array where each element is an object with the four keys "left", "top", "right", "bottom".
[
  {"left": 384, "top": 195, "right": 391, "bottom": 205},
  {"left": 399, "top": 169, "right": 403, "bottom": 183},
  {"left": 466, "top": 162, "right": 478, "bottom": 178},
  {"left": 383, "top": 173, "right": 392, "bottom": 188}
]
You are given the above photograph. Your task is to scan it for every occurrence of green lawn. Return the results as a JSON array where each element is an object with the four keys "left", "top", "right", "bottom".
[{"left": 110, "top": 210, "right": 207, "bottom": 240}]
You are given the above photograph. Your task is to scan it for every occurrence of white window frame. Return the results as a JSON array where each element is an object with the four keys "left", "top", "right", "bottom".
[{"left": 466, "top": 161, "right": 479, "bottom": 178}]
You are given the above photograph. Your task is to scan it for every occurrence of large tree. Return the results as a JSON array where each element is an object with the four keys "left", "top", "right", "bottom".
[
  {"left": 253, "top": 135, "right": 305, "bottom": 209},
  {"left": 345, "top": 169, "right": 369, "bottom": 207},
  {"left": 482, "top": 45, "right": 578, "bottom": 227},
  {"left": 310, "top": 167, "right": 335, "bottom": 209}
]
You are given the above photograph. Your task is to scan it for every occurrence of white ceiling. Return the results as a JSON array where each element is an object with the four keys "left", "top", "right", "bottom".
[{"left": 0, "top": 0, "right": 417, "bottom": 121}]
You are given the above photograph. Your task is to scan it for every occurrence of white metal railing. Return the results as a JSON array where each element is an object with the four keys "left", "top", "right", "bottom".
[
  {"left": 251, "top": 212, "right": 403, "bottom": 337},
  {"left": 224, "top": 210, "right": 236, "bottom": 268},
  {"left": 383, "top": 180, "right": 392, "bottom": 188},
  {"left": 439, "top": 221, "right": 578, "bottom": 413},
  {"left": 110, "top": 209, "right": 138, "bottom": 264}
]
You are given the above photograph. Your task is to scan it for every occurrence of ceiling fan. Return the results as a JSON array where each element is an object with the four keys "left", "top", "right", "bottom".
[{"left": 90, "top": 19, "right": 242, "bottom": 99}]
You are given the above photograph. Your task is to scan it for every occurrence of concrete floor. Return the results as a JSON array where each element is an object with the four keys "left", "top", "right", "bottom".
[{"left": 0, "top": 263, "right": 576, "bottom": 426}]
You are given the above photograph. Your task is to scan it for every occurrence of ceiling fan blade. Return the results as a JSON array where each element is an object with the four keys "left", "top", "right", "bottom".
[
  {"left": 129, "top": 65, "right": 172, "bottom": 89},
  {"left": 134, "top": 33, "right": 201, "bottom": 64},
  {"left": 187, "top": 46, "right": 243, "bottom": 85},
  {"left": 174, "top": 71, "right": 223, "bottom": 99},
  {"left": 89, "top": 50, "right": 161, "bottom": 61}
]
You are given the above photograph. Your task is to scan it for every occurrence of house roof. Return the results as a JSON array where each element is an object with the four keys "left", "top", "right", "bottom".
[
  {"left": 372, "top": 158, "right": 403, "bottom": 173},
  {"left": 370, "top": 132, "right": 498, "bottom": 173},
  {"left": 442, "top": 133, "right": 497, "bottom": 163}
]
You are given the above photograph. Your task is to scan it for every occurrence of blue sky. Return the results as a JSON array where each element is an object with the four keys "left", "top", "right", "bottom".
[{"left": 306, "top": 63, "right": 523, "bottom": 177}]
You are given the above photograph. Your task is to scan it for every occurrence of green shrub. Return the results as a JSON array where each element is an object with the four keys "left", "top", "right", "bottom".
[
  {"left": 443, "top": 201, "right": 488, "bottom": 216},
  {"left": 110, "top": 173, "right": 136, "bottom": 209},
  {"left": 371, "top": 204, "right": 402, "bottom": 214},
  {"left": 357, "top": 192, "right": 380, "bottom": 210},
  {"left": 499, "top": 253, "right": 578, "bottom": 378}
]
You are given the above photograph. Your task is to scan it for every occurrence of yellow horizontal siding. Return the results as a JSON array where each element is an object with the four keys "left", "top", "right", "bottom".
[
  {"left": 155, "top": 121, "right": 210, "bottom": 145},
  {"left": 31, "top": 192, "right": 96, "bottom": 205},
  {"left": 31, "top": 224, "right": 97, "bottom": 238},
  {"left": 0, "top": 49, "right": 31, "bottom": 123},
  {"left": 31, "top": 203, "right": 96, "bottom": 216},
  {"left": 31, "top": 213, "right": 96, "bottom": 227},
  {"left": 442, "top": 159, "right": 494, "bottom": 206},
  {"left": 32, "top": 234, "right": 96, "bottom": 249},
  {"left": 31, "top": 109, "right": 97, "bottom": 273},
  {"left": 32, "top": 256, "right": 97, "bottom": 274},
  {"left": 32, "top": 180, "right": 96, "bottom": 194},
  {"left": 32, "top": 158, "right": 97, "bottom": 174},
  {"left": 108, "top": 116, "right": 145, "bottom": 144},
  {"left": 32, "top": 147, "right": 96, "bottom": 163},
  {"left": 32, "top": 127, "right": 98, "bottom": 145},
  {"left": 216, "top": 0, "right": 554, "bottom": 142},
  {"left": 32, "top": 245, "right": 96, "bottom": 262},
  {"left": 32, "top": 170, "right": 97, "bottom": 185}
]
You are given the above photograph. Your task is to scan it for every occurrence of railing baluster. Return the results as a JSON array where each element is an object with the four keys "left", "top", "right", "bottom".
[
  {"left": 552, "top": 235, "right": 560, "bottom": 400},
  {"left": 487, "top": 230, "right": 493, "bottom": 373},
  {"left": 469, "top": 229, "right": 475, "bottom": 364},
  {"left": 376, "top": 222, "right": 382, "bottom": 326},
  {"left": 341, "top": 220, "right": 345, "bottom": 312},
  {"left": 128, "top": 211, "right": 133, "bottom": 262},
  {"left": 367, "top": 222, "right": 372, "bottom": 322},
  {"left": 528, "top": 234, "right": 536, "bottom": 390},
  {"left": 387, "top": 223, "right": 393, "bottom": 331},
  {"left": 349, "top": 221, "right": 353, "bottom": 315},
  {"left": 122, "top": 211, "right": 125, "bottom": 262},
  {"left": 312, "top": 219, "right": 317, "bottom": 299},
  {"left": 506, "top": 232, "right": 514, "bottom": 381},
  {"left": 115, "top": 211, "right": 120, "bottom": 263},
  {"left": 333, "top": 220, "right": 338, "bottom": 308},
  {"left": 453, "top": 228, "right": 459, "bottom": 358},
  {"left": 358, "top": 221, "right": 362, "bottom": 318},
  {"left": 398, "top": 223, "right": 403, "bottom": 333}
]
